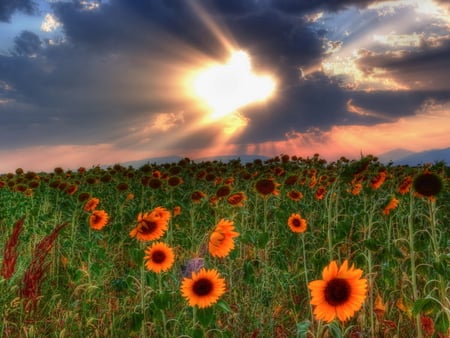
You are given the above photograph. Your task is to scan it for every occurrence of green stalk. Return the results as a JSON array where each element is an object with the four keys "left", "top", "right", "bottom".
[
  {"left": 140, "top": 244, "right": 147, "bottom": 338},
  {"left": 325, "top": 193, "right": 333, "bottom": 261},
  {"left": 428, "top": 199, "right": 448, "bottom": 309},
  {"left": 363, "top": 194, "right": 375, "bottom": 337},
  {"left": 408, "top": 192, "right": 422, "bottom": 338},
  {"left": 301, "top": 235, "right": 313, "bottom": 324},
  {"left": 158, "top": 274, "right": 168, "bottom": 338}
]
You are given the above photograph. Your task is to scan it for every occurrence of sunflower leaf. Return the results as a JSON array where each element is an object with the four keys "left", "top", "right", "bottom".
[
  {"left": 197, "top": 307, "right": 215, "bottom": 327},
  {"left": 216, "top": 299, "right": 232, "bottom": 313},
  {"left": 435, "top": 310, "right": 450, "bottom": 333},
  {"left": 412, "top": 297, "right": 438, "bottom": 316},
  {"left": 296, "top": 320, "right": 310, "bottom": 338},
  {"left": 327, "top": 321, "right": 343, "bottom": 338}
]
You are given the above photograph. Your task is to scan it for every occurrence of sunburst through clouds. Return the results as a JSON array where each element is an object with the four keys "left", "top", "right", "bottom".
[{"left": 192, "top": 50, "right": 276, "bottom": 120}]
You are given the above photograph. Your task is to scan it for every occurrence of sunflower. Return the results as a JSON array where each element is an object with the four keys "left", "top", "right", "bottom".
[
  {"left": 413, "top": 170, "right": 443, "bottom": 197},
  {"left": 144, "top": 242, "right": 175, "bottom": 273},
  {"left": 168, "top": 176, "right": 183, "bottom": 187},
  {"left": 227, "top": 192, "right": 247, "bottom": 207},
  {"left": 370, "top": 171, "right": 386, "bottom": 190},
  {"left": 173, "top": 206, "right": 182, "bottom": 217},
  {"left": 308, "top": 260, "right": 367, "bottom": 323},
  {"left": 89, "top": 210, "right": 109, "bottom": 230},
  {"left": 84, "top": 197, "right": 100, "bottom": 212},
  {"left": 216, "top": 185, "right": 231, "bottom": 198},
  {"left": 287, "top": 190, "right": 303, "bottom": 201},
  {"left": 180, "top": 268, "right": 226, "bottom": 308},
  {"left": 191, "top": 190, "right": 207, "bottom": 203},
  {"left": 208, "top": 219, "right": 239, "bottom": 258},
  {"left": 398, "top": 175, "right": 413, "bottom": 195},
  {"left": 65, "top": 184, "right": 78, "bottom": 195},
  {"left": 255, "top": 178, "right": 280, "bottom": 197},
  {"left": 129, "top": 207, "right": 170, "bottom": 241},
  {"left": 287, "top": 213, "right": 307, "bottom": 233},
  {"left": 382, "top": 197, "right": 399, "bottom": 215},
  {"left": 314, "top": 186, "right": 327, "bottom": 200}
]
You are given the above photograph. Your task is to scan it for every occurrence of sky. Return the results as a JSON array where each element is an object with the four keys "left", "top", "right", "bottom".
[{"left": 1, "top": 0, "right": 450, "bottom": 172}]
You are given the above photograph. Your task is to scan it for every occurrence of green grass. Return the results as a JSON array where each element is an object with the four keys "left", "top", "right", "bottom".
[{"left": 1, "top": 155, "right": 449, "bottom": 337}]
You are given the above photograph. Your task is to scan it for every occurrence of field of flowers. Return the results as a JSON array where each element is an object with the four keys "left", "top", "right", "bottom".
[{"left": 0, "top": 154, "right": 449, "bottom": 337}]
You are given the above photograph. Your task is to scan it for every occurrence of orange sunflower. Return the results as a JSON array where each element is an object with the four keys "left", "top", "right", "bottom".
[
  {"left": 144, "top": 242, "right": 175, "bottom": 273},
  {"left": 208, "top": 219, "right": 239, "bottom": 258},
  {"left": 308, "top": 260, "right": 367, "bottom": 323},
  {"left": 89, "top": 210, "right": 109, "bottom": 230},
  {"left": 383, "top": 197, "right": 399, "bottom": 215},
  {"left": 129, "top": 207, "right": 170, "bottom": 241},
  {"left": 227, "top": 192, "right": 247, "bottom": 207},
  {"left": 255, "top": 178, "right": 280, "bottom": 197},
  {"left": 84, "top": 197, "right": 100, "bottom": 212},
  {"left": 287, "top": 213, "right": 307, "bottom": 233},
  {"left": 180, "top": 268, "right": 226, "bottom": 308}
]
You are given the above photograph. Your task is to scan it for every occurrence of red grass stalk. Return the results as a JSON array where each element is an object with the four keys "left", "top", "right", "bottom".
[
  {"left": 20, "top": 222, "right": 68, "bottom": 310},
  {"left": 1, "top": 216, "right": 25, "bottom": 280}
]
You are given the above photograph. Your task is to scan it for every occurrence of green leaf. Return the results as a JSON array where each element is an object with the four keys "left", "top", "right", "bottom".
[
  {"left": 191, "top": 328, "right": 204, "bottom": 338},
  {"left": 363, "top": 238, "right": 379, "bottom": 252},
  {"left": 296, "top": 320, "right": 310, "bottom": 338},
  {"left": 152, "top": 291, "right": 170, "bottom": 310},
  {"left": 216, "top": 299, "right": 232, "bottom": 313},
  {"left": 327, "top": 321, "right": 343, "bottom": 338},
  {"left": 256, "top": 232, "right": 270, "bottom": 248},
  {"left": 197, "top": 307, "right": 215, "bottom": 327},
  {"left": 412, "top": 298, "right": 439, "bottom": 316},
  {"left": 435, "top": 310, "right": 450, "bottom": 333},
  {"left": 130, "top": 313, "right": 143, "bottom": 331}
]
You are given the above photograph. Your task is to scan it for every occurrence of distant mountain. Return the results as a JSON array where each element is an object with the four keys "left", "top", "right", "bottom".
[
  {"left": 379, "top": 147, "right": 450, "bottom": 166},
  {"left": 395, "top": 147, "right": 450, "bottom": 166},
  {"left": 378, "top": 148, "right": 416, "bottom": 164}
]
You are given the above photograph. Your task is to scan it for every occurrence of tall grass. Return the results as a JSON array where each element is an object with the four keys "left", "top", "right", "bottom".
[{"left": 1, "top": 155, "right": 449, "bottom": 337}]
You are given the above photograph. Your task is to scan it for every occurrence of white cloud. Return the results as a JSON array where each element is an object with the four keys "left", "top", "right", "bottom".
[{"left": 40, "top": 13, "right": 61, "bottom": 33}]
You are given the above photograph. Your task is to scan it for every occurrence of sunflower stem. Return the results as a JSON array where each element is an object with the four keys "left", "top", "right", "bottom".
[
  {"left": 301, "top": 235, "right": 313, "bottom": 324},
  {"left": 140, "top": 243, "right": 147, "bottom": 338},
  {"left": 408, "top": 192, "right": 423, "bottom": 338},
  {"left": 427, "top": 199, "right": 448, "bottom": 309},
  {"left": 158, "top": 273, "right": 168, "bottom": 338},
  {"left": 363, "top": 193, "right": 375, "bottom": 338},
  {"left": 325, "top": 191, "right": 333, "bottom": 261}
]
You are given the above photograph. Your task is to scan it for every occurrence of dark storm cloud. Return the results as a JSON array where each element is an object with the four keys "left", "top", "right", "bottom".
[
  {"left": 356, "top": 37, "right": 450, "bottom": 90},
  {"left": 12, "top": 30, "right": 41, "bottom": 56},
  {"left": 272, "top": 0, "right": 392, "bottom": 13},
  {"left": 0, "top": 0, "right": 36, "bottom": 22}
]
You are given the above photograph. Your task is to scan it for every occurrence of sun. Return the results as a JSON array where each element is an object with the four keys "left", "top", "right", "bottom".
[{"left": 192, "top": 50, "right": 276, "bottom": 119}]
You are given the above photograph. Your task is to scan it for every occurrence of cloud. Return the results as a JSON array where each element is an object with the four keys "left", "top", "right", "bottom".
[
  {"left": 355, "top": 36, "right": 450, "bottom": 90},
  {"left": 12, "top": 30, "right": 41, "bottom": 57},
  {"left": 272, "top": 0, "right": 394, "bottom": 13},
  {"left": 0, "top": 0, "right": 36, "bottom": 22}
]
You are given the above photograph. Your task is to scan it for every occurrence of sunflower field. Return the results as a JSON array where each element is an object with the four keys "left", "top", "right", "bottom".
[{"left": 0, "top": 154, "right": 449, "bottom": 337}]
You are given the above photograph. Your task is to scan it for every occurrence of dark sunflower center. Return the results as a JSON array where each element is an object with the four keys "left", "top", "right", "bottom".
[
  {"left": 151, "top": 250, "right": 166, "bottom": 264},
  {"left": 292, "top": 218, "right": 301, "bottom": 228},
  {"left": 324, "top": 278, "right": 351, "bottom": 306},
  {"left": 193, "top": 278, "right": 213, "bottom": 296},
  {"left": 413, "top": 173, "right": 442, "bottom": 197},
  {"left": 256, "top": 179, "right": 275, "bottom": 195},
  {"left": 141, "top": 220, "right": 157, "bottom": 234}
]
